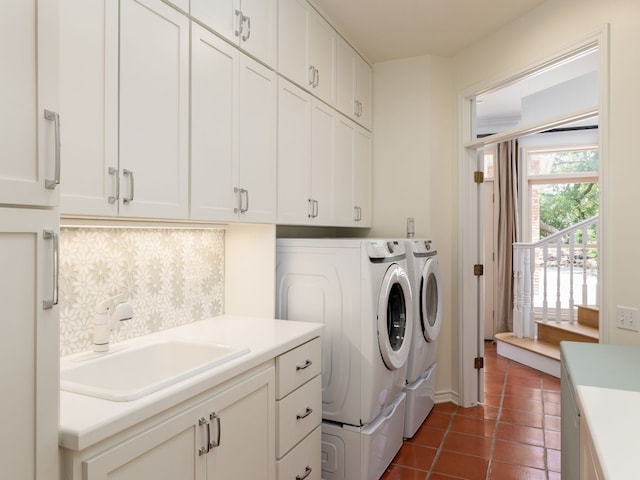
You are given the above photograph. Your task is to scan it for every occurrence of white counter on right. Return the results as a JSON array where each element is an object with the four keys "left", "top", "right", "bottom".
[{"left": 576, "top": 385, "right": 640, "bottom": 479}]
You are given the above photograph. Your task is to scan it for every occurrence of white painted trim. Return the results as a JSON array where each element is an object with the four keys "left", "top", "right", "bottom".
[
  {"left": 434, "top": 390, "right": 460, "bottom": 406},
  {"left": 496, "top": 340, "right": 560, "bottom": 378},
  {"left": 458, "top": 25, "right": 609, "bottom": 407}
]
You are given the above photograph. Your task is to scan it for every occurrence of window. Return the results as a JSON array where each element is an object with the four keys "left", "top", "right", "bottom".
[{"left": 526, "top": 147, "right": 599, "bottom": 242}]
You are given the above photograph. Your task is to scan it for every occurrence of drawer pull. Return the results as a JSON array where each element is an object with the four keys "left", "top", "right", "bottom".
[
  {"left": 296, "top": 407, "right": 313, "bottom": 420},
  {"left": 209, "top": 412, "right": 221, "bottom": 448},
  {"left": 296, "top": 359, "right": 313, "bottom": 371},
  {"left": 296, "top": 466, "right": 312, "bottom": 480}
]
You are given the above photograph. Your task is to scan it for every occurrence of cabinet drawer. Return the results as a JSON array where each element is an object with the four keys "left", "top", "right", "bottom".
[
  {"left": 277, "top": 426, "right": 321, "bottom": 480},
  {"left": 277, "top": 337, "right": 321, "bottom": 399},
  {"left": 277, "top": 375, "right": 322, "bottom": 458}
]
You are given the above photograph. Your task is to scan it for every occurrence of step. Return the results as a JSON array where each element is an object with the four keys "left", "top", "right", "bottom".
[
  {"left": 494, "top": 332, "right": 560, "bottom": 377},
  {"left": 536, "top": 320, "right": 599, "bottom": 346},
  {"left": 577, "top": 305, "right": 599, "bottom": 329}
]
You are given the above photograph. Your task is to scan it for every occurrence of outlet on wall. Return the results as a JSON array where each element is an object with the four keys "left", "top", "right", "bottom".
[{"left": 616, "top": 306, "right": 640, "bottom": 332}]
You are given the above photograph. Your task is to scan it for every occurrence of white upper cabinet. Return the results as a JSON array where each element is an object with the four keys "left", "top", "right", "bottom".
[
  {"left": 118, "top": 0, "right": 190, "bottom": 219},
  {"left": 279, "top": 0, "right": 336, "bottom": 106},
  {"left": 60, "top": 0, "right": 118, "bottom": 216},
  {"left": 334, "top": 115, "right": 372, "bottom": 227},
  {"left": 277, "top": 79, "right": 334, "bottom": 226},
  {"left": 60, "top": 0, "right": 189, "bottom": 220},
  {"left": 337, "top": 37, "right": 372, "bottom": 130},
  {"left": 0, "top": 0, "right": 59, "bottom": 207},
  {"left": 191, "top": 0, "right": 277, "bottom": 68},
  {"left": 191, "top": 24, "right": 276, "bottom": 223}
]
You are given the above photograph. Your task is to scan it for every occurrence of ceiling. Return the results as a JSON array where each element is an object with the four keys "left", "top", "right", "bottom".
[{"left": 311, "top": 0, "right": 547, "bottom": 63}]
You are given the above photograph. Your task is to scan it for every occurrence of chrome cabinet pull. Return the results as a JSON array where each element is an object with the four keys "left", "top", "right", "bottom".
[
  {"left": 233, "top": 187, "right": 243, "bottom": 213},
  {"left": 198, "top": 417, "right": 210, "bottom": 456},
  {"left": 43, "top": 230, "right": 59, "bottom": 310},
  {"left": 314, "top": 199, "right": 319, "bottom": 218},
  {"left": 234, "top": 9, "right": 243, "bottom": 37},
  {"left": 242, "top": 14, "right": 251, "bottom": 41},
  {"left": 296, "top": 359, "right": 312, "bottom": 371},
  {"left": 108, "top": 167, "right": 119, "bottom": 204},
  {"left": 44, "top": 109, "right": 61, "bottom": 189},
  {"left": 308, "top": 198, "right": 314, "bottom": 218},
  {"left": 240, "top": 188, "right": 249, "bottom": 213},
  {"left": 209, "top": 412, "right": 221, "bottom": 448},
  {"left": 122, "top": 169, "right": 134, "bottom": 204},
  {"left": 308, "top": 66, "right": 316, "bottom": 87},
  {"left": 314, "top": 68, "right": 319, "bottom": 88},
  {"left": 296, "top": 466, "right": 312, "bottom": 480},
  {"left": 296, "top": 407, "right": 313, "bottom": 420}
]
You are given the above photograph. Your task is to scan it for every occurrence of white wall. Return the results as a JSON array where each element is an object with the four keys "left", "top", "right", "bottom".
[
  {"left": 372, "top": 55, "right": 457, "bottom": 399},
  {"left": 371, "top": 0, "right": 640, "bottom": 401}
]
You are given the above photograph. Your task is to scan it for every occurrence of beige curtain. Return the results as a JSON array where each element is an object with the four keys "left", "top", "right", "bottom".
[{"left": 495, "top": 139, "right": 520, "bottom": 333}]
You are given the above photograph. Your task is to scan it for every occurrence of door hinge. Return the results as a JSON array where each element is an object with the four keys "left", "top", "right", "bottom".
[
  {"left": 474, "top": 171, "right": 484, "bottom": 183},
  {"left": 473, "top": 264, "right": 484, "bottom": 276},
  {"left": 474, "top": 357, "right": 484, "bottom": 369}
]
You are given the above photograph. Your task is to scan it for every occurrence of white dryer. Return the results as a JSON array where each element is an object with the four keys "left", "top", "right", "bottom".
[
  {"left": 276, "top": 238, "right": 413, "bottom": 480},
  {"left": 402, "top": 238, "right": 443, "bottom": 438}
]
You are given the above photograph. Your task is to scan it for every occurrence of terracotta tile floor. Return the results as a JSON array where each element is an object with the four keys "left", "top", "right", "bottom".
[{"left": 382, "top": 342, "right": 561, "bottom": 480}]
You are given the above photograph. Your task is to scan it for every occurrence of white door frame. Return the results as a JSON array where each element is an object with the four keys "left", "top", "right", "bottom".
[{"left": 457, "top": 27, "right": 609, "bottom": 407}]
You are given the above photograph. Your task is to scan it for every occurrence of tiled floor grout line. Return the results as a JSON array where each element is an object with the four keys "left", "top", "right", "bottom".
[
  {"left": 426, "top": 405, "right": 458, "bottom": 479},
  {"left": 484, "top": 346, "right": 509, "bottom": 480}
]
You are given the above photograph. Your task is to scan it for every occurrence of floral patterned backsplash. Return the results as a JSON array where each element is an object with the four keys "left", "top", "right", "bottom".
[{"left": 59, "top": 227, "right": 225, "bottom": 356}]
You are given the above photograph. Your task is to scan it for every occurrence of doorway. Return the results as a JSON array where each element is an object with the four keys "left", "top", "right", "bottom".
[{"left": 458, "top": 31, "right": 608, "bottom": 407}]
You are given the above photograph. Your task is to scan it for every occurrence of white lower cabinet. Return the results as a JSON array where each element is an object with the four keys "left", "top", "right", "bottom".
[
  {"left": 65, "top": 366, "right": 276, "bottom": 480},
  {"left": 275, "top": 338, "right": 322, "bottom": 480},
  {"left": 1, "top": 208, "right": 59, "bottom": 480}
]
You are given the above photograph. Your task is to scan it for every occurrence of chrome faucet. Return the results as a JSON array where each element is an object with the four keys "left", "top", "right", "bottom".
[{"left": 93, "top": 297, "right": 134, "bottom": 352}]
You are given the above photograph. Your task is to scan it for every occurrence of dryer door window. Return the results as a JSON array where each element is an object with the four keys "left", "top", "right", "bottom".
[
  {"left": 377, "top": 264, "right": 413, "bottom": 370},
  {"left": 420, "top": 257, "right": 443, "bottom": 342}
]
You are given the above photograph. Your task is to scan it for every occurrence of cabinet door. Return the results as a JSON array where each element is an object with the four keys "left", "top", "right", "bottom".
[
  {"left": 0, "top": 0, "right": 59, "bottom": 207},
  {"left": 0, "top": 208, "right": 59, "bottom": 480},
  {"left": 354, "top": 55, "right": 373, "bottom": 130},
  {"left": 353, "top": 127, "right": 372, "bottom": 226},
  {"left": 83, "top": 404, "right": 201, "bottom": 480},
  {"left": 333, "top": 116, "right": 355, "bottom": 226},
  {"left": 336, "top": 38, "right": 356, "bottom": 121},
  {"left": 277, "top": 80, "right": 312, "bottom": 224},
  {"left": 308, "top": 11, "right": 336, "bottom": 105},
  {"left": 204, "top": 367, "right": 276, "bottom": 480},
  {"left": 119, "top": 0, "right": 189, "bottom": 219},
  {"left": 239, "top": 0, "right": 277, "bottom": 68},
  {"left": 310, "top": 100, "right": 334, "bottom": 225},
  {"left": 191, "top": 0, "right": 236, "bottom": 44},
  {"left": 278, "top": 0, "right": 309, "bottom": 89},
  {"left": 190, "top": 23, "right": 239, "bottom": 222},
  {"left": 237, "top": 55, "right": 277, "bottom": 222},
  {"left": 59, "top": 0, "right": 119, "bottom": 216}
]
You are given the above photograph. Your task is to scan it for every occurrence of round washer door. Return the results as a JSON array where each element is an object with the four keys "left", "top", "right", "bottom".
[
  {"left": 420, "top": 257, "right": 443, "bottom": 342},
  {"left": 377, "top": 264, "right": 413, "bottom": 370}
]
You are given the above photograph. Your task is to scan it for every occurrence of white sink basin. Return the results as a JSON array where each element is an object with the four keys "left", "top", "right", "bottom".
[{"left": 61, "top": 340, "right": 249, "bottom": 401}]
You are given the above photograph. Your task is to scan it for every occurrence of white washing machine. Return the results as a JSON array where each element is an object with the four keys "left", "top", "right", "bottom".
[
  {"left": 402, "top": 238, "right": 443, "bottom": 438},
  {"left": 275, "top": 238, "right": 413, "bottom": 480}
]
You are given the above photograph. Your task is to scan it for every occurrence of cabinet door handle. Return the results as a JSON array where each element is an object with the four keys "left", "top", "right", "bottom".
[
  {"left": 314, "top": 199, "right": 319, "bottom": 218},
  {"left": 42, "top": 230, "right": 59, "bottom": 310},
  {"left": 241, "top": 188, "right": 249, "bottom": 213},
  {"left": 307, "top": 198, "right": 314, "bottom": 218},
  {"left": 234, "top": 187, "right": 242, "bottom": 213},
  {"left": 296, "top": 359, "right": 313, "bottom": 371},
  {"left": 308, "top": 66, "right": 316, "bottom": 87},
  {"left": 209, "top": 412, "right": 221, "bottom": 448},
  {"left": 198, "top": 417, "right": 210, "bottom": 455},
  {"left": 108, "top": 167, "right": 119, "bottom": 204},
  {"left": 122, "top": 169, "right": 134, "bottom": 204},
  {"left": 296, "top": 407, "right": 313, "bottom": 420},
  {"left": 44, "top": 109, "right": 61, "bottom": 189},
  {"left": 234, "top": 9, "right": 243, "bottom": 38},
  {"left": 242, "top": 14, "right": 251, "bottom": 41},
  {"left": 296, "top": 466, "right": 313, "bottom": 480}
]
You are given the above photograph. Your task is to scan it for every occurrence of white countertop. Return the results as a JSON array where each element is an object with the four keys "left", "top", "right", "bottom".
[
  {"left": 576, "top": 384, "right": 640, "bottom": 479},
  {"left": 59, "top": 315, "right": 323, "bottom": 451}
]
